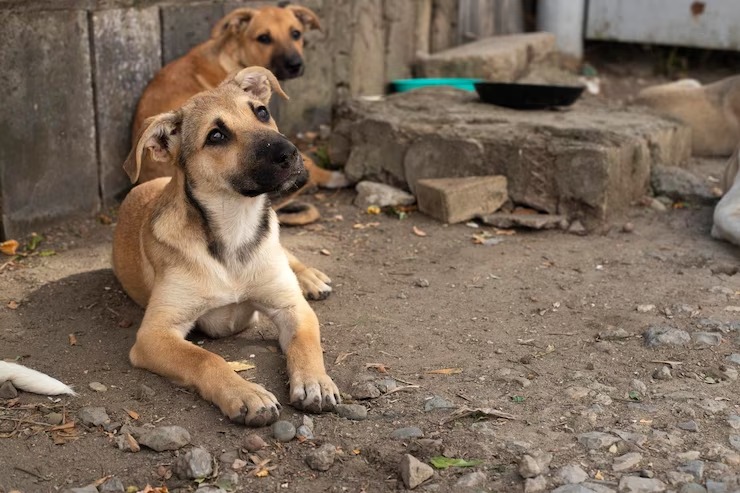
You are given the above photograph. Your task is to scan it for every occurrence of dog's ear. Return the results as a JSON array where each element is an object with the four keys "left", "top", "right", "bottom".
[
  {"left": 123, "top": 112, "right": 181, "bottom": 184},
  {"left": 232, "top": 66, "right": 289, "bottom": 105},
  {"left": 211, "top": 7, "right": 257, "bottom": 39},
  {"left": 286, "top": 4, "right": 321, "bottom": 31}
]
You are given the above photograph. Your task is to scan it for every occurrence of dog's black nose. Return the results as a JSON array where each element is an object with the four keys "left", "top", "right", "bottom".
[
  {"left": 272, "top": 139, "right": 299, "bottom": 169},
  {"left": 284, "top": 54, "right": 303, "bottom": 74}
]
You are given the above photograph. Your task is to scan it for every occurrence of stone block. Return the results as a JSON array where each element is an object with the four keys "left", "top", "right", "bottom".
[
  {"left": 92, "top": 7, "right": 161, "bottom": 205},
  {"left": 349, "top": 0, "right": 386, "bottom": 97},
  {"left": 416, "top": 32, "right": 556, "bottom": 82},
  {"left": 416, "top": 176, "right": 508, "bottom": 223},
  {"left": 331, "top": 87, "right": 692, "bottom": 224},
  {"left": 161, "top": 3, "right": 225, "bottom": 65},
  {"left": 0, "top": 10, "right": 98, "bottom": 239}
]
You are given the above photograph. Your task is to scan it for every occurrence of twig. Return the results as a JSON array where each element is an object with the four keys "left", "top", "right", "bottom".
[
  {"left": 0, "top": 416, "right": 53, "bottom": 427},
  {"left": 14, "top": 465, "right": 49, "bottom": 481},
  {"left": 383, "top": 385, "right": 420, "bottom": 395}
]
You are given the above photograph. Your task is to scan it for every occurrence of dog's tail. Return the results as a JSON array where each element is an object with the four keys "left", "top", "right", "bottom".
[{"left": 0, "top": 361, "right": 76, "bottom": 396}]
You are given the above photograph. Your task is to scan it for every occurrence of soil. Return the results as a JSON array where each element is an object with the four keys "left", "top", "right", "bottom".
[{"left": 1, "top": 47, "right": 740, "bottom": 493}]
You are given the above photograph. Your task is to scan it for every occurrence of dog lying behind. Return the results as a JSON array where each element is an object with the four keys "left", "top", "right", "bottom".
[
  {"left": 635, "top": 76, "right": 740, "bottom": 156},
  {"left": 0, "top": 361, "right": 76, "bottom": 396},
  {"left": 112, "top": 67, "right": 340, "bottom": 426},
  {"left": 132, "top": 3, "right": 348, "bottom": 226},
  {"left": 712, "top": 147, "right": 740, "bottom": 246}
]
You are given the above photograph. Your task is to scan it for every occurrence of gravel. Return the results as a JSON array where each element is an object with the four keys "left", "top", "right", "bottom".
[
  {"left": 137, "top": 426, "right": 191, "bottom": 451},
  {"left": 335, "top": 403, "right": 368, "bottom": 420},
  {"left": 78, "top": 407, "right": 110, "bottom": 427},
  {"left": 272, "top": 420, "right": 297, "bottom": 442},
  {"left": 174, "top": 447, "right": 213, "bottom": 479},
  {"left": 305, "top": 443, "right": 337, "bottom": 471}
]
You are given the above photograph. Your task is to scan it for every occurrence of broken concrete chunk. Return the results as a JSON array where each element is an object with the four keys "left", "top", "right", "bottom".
[
  {"left": 478, "top": 212, "right": 567, "bottom": 230},
  {"left": 354, "top": 180, "right": 416, "bottom": 208},
  {"left": 416, "top": 176, "right": 508, "bottom": 224}
]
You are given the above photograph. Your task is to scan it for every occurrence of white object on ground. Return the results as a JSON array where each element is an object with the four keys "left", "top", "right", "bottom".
[
  {"left": 0, "top": 361, "right": 76, "bottom": 396},
  {"left": 712, "top": 147, "right": 740, "bottom": 247}
]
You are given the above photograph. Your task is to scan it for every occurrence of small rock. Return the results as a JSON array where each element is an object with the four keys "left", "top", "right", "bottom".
[
  {"left": 296, "top": 425, "right": 314, "bottom": 440},
  {"left": 89, "top": 381, "right": 107, "bottom": 392},
  {"left": 399, "top": 454, "right": 434, "bottom": 489},
  {"left": 578, "top": 431, "right": 620, "bottom": 450},
  {"left": 730, "top": 435, "right": 740, "bottom": 452},
  {"left": 637, "top": 304, "right": 656, "bottom": 313},
  {"left": 135, "top": 384, "right": 156, "bottom": 401},
  {"left": 0, "top": 381, "right": 18, "bottom": 399},
  {"left": 196, "top": 486, "right": 226, "bottom": 493},
  {"left": 376, "top": 378, "right": 398, "bottom": 393},
  {"left": 721, "top": 366, "right": 738, "bottom": 381},
  {"left": 519, "top": 455, "right": 542, "bottom": 478},
  {"left": 678, "top": 420, "right": 699, "bottom": 432},
  {"left": 216, "top": 470, "right": 239, "bottom": 491},
  {"left": 728, "top": 415, "right": 740, "bottom": 430},
  {"left": 524, "top": 475, "right": 548, "bottom": 493},
  {"left": 622, "top": 222, "right": 635, "bottom": 233},
  {"left": 62, "top": 487, "right": 99, "bottom": 493},
  {"left": 711, "top": 263, "right": 738, "bottom": 276},
  {"left": 552, "top": 486, "right": 603, "bottom": 493},
  {"left": 424, "top": 395, "right": 456, "bottom": 411},
  {"left": 644, "top": 326, "right": 690, "bottom": 347},
  {"left": 114, "top": 432, "right": 140, "bottom": 453},
  {"left": 650, "top": 198, "right": 668, "bottom": 212},
  {"left": 692, "top": 332, "right": 723, "bottom": 346},
  {"left": 272, "top": 420, "right": 297, "bottom": 442},
  {"left": 174, "top": 447, "right": 213, "bottom": 480},
  {"left": 697, "top": 399, "right": 727, "bottom": 413},
  {"left": 102, "top": 422, "right": 121, "bottom": 433},
  {"left": 98, "top": 477, "right": 125, "bottom": 493},
  {"left": 335, "top": 403, "right": 368, "bottom": 420},
  {"left": 138, "top": 425, "right": 190, "bottom": 451},
  {"left": 456, "top": 471, "right": 487, "bottom": 489},
  {"left": 46, "top": 412, "right": 64, "bottom": 426},
  {"left": 678, "top": 484, "right": 707, "bottom": 493},
  {"left": 354, "top": 181, "right": 415, "bottom": 208},
  {"left": 613, "top": 452, "right": 643, "bottom": 472},
  {"left": 391, "top": 426, "right": 424, "bottom": 440},
  {"left": 677, "top": 460, "right": 704, "bottom": 482},
  {"left": 631, "top": 380, "right": 647, "bottom": 393},
  {"left": 556, "top": 464, "right": 589, "bottom": 484},
  {"left": 408, "top": 438, "right": 444, "bottom": 458},
  {"left": 218, "top": 450, "right": 239, "bottom": 465},
  {"left": 243, "top": 433, "right": 267, "bottom": 452},
  {"left": 652, "top": 366, "right": 672, "bottom": 380},
  {"left": 565, "top": 386, "right": 590, "bottom": 400},
  {"left": 231, "top": 458, "right": 248, "bottom": 470},
  {"left": 414, "top": 278, "right": 430, "bottom": 288},
  {"left": 470, "top": 421, "right": 496, "bottom": 436},
  {"left": 598, "top": 327, "right": 631, "bottom": 340},
  {"left": 351, "top": 381, "right": 381, "bottom": 400},
  {"left": 618, "top": 476, "right": 667, "bottom": 492},
  {"left": 305, "top": 443, "right": 336, "bottom": 471},
  {"left": 78, "top": 407, "right": 110, "bottom": 427},
  {"left": 667, "top": 471, "right": 697, "bottom": 485},
  {"left": 651, "top": 165, "right": 716, "bottom": 204},
  {"left": 726, "top": 354, "right": 740, "bottom": 365},
  {"left": 478, "top": 212, "right": 566, "bottom": 230},
  {"left": 302, "top": 415, "right": 314, "bottom": 431}
]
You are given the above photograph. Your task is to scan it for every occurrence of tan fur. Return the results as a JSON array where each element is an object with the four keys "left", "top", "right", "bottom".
[
  {"left": 636, "top": 76, "right": 740, "bottom": 156},
  {"left": 113, "top": 67, "right": 340, "bottom": 426}
]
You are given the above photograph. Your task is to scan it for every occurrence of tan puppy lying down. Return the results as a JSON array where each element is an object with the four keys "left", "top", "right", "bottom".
[{"left": 113, "top": 67, "right": 340, "bottom": 425}]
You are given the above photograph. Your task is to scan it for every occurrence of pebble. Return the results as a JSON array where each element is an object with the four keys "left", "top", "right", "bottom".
[
  {"left": 599, "top": 327, "right": 632, "bottom": 340},
  {"left": 88, "top": 381, "right": 107, "bottom": 392},
  {"left": 577, "top": 431, "right": 620, "bottom": 450},
  {"left": 524, "top": 475, "right": 548, "bottom": 493},
  {"left": 622, "top": 222, "right": 635, "bottom": 233},
  {"left": 470, "top": 421, "right": 496, "bottom": 436},
  {"left": 376, "top": 378, "right": 398, "bottom": 393},
  {"left": 631, "top": 379, "right": 647, "bottom": 394},
  {"left": 637, "top": 304, "right": 656, "bottom": 313},
  {"left": 678, "top": 484, "right": 707, "bottom": 493},
  {"left": 726, "top": 354, "right": 740, "bottom": 365},
  {"left": 650, "top": 198, "right": 668, "bottom": 212},
  {"left": 455, "top": 471, "right": 487, "bottom": 489},
  {"left": 677, "top": 460, "right": 704, "bottom": 482},
  {"left": 729, "top": 435, "right": 740, "bottom": 452},
  {"left": 565, "top": 386, "right": 590, "bottom": 400},
  {"left": 351, "top": 381, "right": 381, "bottom": 400},
  {"left": 302, "top": 415, "right": 314, "bottom": 431},
  {"left": 613, "top": 452, "right": 643, "bottom": 472},
  {"left": 296, "top": 425, "right": 314, "bottom": 440},
  {"left": 678, "top": 420, "right": 699, "bottom": 432},
  {"left": 218, "top": 450, "right": 239, "bottom": 465},
  {"left": 62, "top": 487, "right": 99, "bottom": 493},
  {"left": 78, "top": 407, "right": 110, "bottom": 427},
  {"left": 216, "top": 471, "right": 239, "bottom": 491},
  {"left": 643, "top": 326, "right": 690, "bottom": 347},
  {"left": 272, "top": 420, "right": 297, "bottom": 442},
  {"left": 697, "top": 399, "right": 727, "bottom": 413},
  {"left": 519, "top": 451, "right": 553, "bottom": 478},
  {"left": 354, "top": 181, "right": 415, "bottom": 208},
  {"left": 195, "top": 486, "right": 226, "bottom": 493},
  {"left": 135, "top": 383, "right": 156, "bottom": 401},
  {"left": 728, "top": 415, "right": 740, "bottom": 430},
  {"left": 618, "top": 476, "right": 667, "bottom": 492},
  {"left": 46, "top": 412, "right": 64, "bottom": 426},
  {"left": 335, "top": 403, "right": 368, "bottom": 420},
  {"left": 244, "top": 433, "right": 267, "bottom": 452},
  {"left": 0, "top": 381, "right": 18, "bottom": 399},
  {"left": 399, "top": 454, "right": 434, "bottom": 489},
  {"left": 391, "top": 426, "right": 424, "bottom": 440},
  {"left": 568, "top": 220, "right": 587, "bottom": 235},
  {"left": 414, "top": 278, "right": 430, "bottom": 288},
  {"left": 114, "top": 432, "right": 140, "bottom": 453},
  {"left": 652, "top": 366, "right": 672, "bottom": 380},
  {"left": 174, "top": 447, "right": 213, "bottom": 479},
  {"left": 722, "top": 366, "right": 739, "bottom": 381},
  {"left": 556, "top": 464, "right": 588, "bottom": 484},
  {"left": 138, "top": 425, "right": 191, "bottom": 451},
  {"left": 692, "top": 332, "right": 723, "bottom": 346},
  {"left": 424, "top": 395, "right": 456, "bottom": 411},
  {"left": 667, "top": 471, "right": 695, "bottom": 485},
  {"left": 552, "top": 485, "right": 602, "bottom": 493},
  {"left": 305, "top": 443, "right": 336, "bottom": 471},
  {"left": 98, "top": 477, "right": 125, "bottom": 493}
]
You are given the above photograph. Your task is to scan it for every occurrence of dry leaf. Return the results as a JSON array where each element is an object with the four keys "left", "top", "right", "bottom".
[
  {"left": 441, "top": 406, "right": 517, "bottom": 424},
  {"left": 366, "top": 363, "right": 390, "bottom": 373},
  {"left": 124, "top": 408, "right": 140, "bottom": 420},
  {"left": 353, "top": 222, "right": 380, "bottom": 230},
  {"left": 255, "top": 469, "right": 270, "bottom": 478},
  {"left": 0, "top": 239, "right": 19, "bottom": 256},
  {"left": 6, "top": 301, "right": 18, "bottom": 310},
  {"left": 412, "top": 226, "right": 427, "bottom": 237},
  {"left": 68, "top": 334, "right": 78, "bottom": 346},
  {"left": 50, "top": 422, "right": 76, "bottom": 432},
  {"left": 366, "top": 205, "right": 381, "bottom": 215},
  {"left": 352, "top": 449, "right": 361, "bottom": 455},
  {"left": 98, "top": 213, "right": 113, "bottom": 225},
  {"left": 594, "top": 470, "right": 604, "bottom": 481},
  {"left": 494, "top": 229, "right": 516, "bottom": 236},
  {"left": 91, "top": 476, "right": 113, "bottom": 488},
  {"left": 426, "top": 368, "right": 463, "bottom": 375},
  {"left": 334, "top": 352, "right": 355, "bottom": 365},
  {"left": 227, "top": 360, "right": 256, "bottom": 372}
]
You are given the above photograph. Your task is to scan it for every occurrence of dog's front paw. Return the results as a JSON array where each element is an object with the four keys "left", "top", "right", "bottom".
[
  {"left": 290, "top": 372, "right": 341, "bottom": 413},
  {"left": 297, "top": 267, "right": 332, "bottom": 301},
  {"left": 216, "top": 380, "right": 281, "bottom": 427}
]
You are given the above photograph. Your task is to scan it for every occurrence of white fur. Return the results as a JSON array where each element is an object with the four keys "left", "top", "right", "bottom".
[
  {"left": 0, "top": 361, "right": 76, "bottom": 396},
  {"left": 323, "top": 170, "right": 352, "bottom": 189},
  {"left": 712, "top": 150, "right": 740, "bottom": 246}
]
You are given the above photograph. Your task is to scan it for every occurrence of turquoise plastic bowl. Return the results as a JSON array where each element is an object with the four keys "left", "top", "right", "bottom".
[{"left": 391, "top": 78, "right": 482, "bottom": 93}]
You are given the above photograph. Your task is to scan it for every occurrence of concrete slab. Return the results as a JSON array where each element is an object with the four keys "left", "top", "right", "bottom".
[
  {"left": 331, "top": 88, "right": 691, "bottom": 224},
  {"left": 92, "top": 7, "right": 161, "bottom": 205},
  {"left": 0, "top": 10, "right": 98, "bottom": 239},
  {"left": 161, "top": 3, "right": 225, "bottom": 65},
  {"left": 416, "top": 176, "right": 508, "bottom": 223}
]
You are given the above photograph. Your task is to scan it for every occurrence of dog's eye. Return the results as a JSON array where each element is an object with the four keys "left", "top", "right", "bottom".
[
  {"left": 291, "top": 30, "right": 302, "bottom": 40},
  {"left": 257, "top": 33, "right": 271, "bottom": 44},
  {"left": 206, "top": 129, "right": 227, "bottom": 145},
  {"left": 254, "top": 105, "right": 270, "bottom": 123}
]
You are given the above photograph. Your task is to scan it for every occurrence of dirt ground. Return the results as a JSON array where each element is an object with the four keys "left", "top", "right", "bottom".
[{"left": 2, "top": 48, "right": 740, "bottom": 493}]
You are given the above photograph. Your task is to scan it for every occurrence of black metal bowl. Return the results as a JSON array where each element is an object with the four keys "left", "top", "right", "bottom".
[{"left": 474, "top": 82, "right": 585, "bottom": 110}]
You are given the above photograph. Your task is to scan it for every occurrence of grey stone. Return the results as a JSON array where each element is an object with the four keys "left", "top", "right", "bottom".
[
  {"left": 136, "top": 384, "right": 156, "bottom": 401},
  {"left": 613, "top": 452, "right": 643, "bottom": 472},
  {"left": 455, "top": 471, "right": 487, "bottom": 489},
  {"left": 243, "top": 433, "right": 267, "bottom": 452},
  {"left": 678, "top": 420, "right": 699, "bottom": 432},
  {"left": 78, "top": 407, "right": 110, "bottom": 427},
  {"left": 0, "top": 381, "right": 18, "bottom": 399},
  {"left": 631, "top": 379, "right": 648, "bottom": 393},
  {"left": 215, "top": 470, "right": 239, "bottom": 491},
  {"left": 102, "top": 422, "right": 121, "bottom": 433},
  {"left": 653, "top": 366, "right": 673, "bottom": 380},
  {"left": 114, "top": 432, "right": 140, "bottom": 453},
  {"left": 478, "top": 212, "right": 567, "bottom": 230},
  {"left": 399, "top": 454, "right": 434, "bottom": 489},
  {"left": 552, "top": 485, "right": 602, "bottom": 493},
  {"left": 46, "top": 412, "right": 64, "bottom": 426},
  {"left": 584, "top": 483, "right": 619, "bottom": 493},
  {"left": 98, "top": 477, "right": 125, "bottom": 493},
  {"left": 644, "top": 326, "right": 691, "bottom": 347},
  {"left": 726, "top": 354, "right": 740, "bottom": 365},
  {"left": 391, "top": 426, "right": 424, "bottom": 440},
  {"left": 618, "top": 476, "right": 667, "bottom": 492},
  {"left": 677, "top": 460, "right": 705, "bottom": 482},
  {"left": 692, "top": 332, "right": 723, "bottom": 346},
  {"left": 62, "top": 487, "right": 99, "bottom": 493},
  {"left": 305, "top": 443, "right": 336, "bottom": 471},
  {"left": 470, "top": 421, "right": 496, "bottom": 436},
  {"left": 350, "top": 381, "right": 381, "bottom": 399},
  {"left": 679, "top": 484, "right": 707, "bottom": 493},
  {"left": 524, "top": 475, "right": 548, "bottom": 493},
  {"left": 335, "top": 404, "right": 368, "bottom": 420},
  {"left": 730, "top": 435, "right": 740, "bottom": 452},
  {"left": 0, "top": 10, "right": 98, "bottom": 239},
  {"left": 91, "top": 7, "right": 161, "bottom": 205},
  {"left": 519, "top": 454, "right": 542, "bottom": 478},
  {"left": 424, "top": 395, "right": 456, "bottom": 412},
  {"left": 138, "top": 426, "right": 191, "bottom": 451},
  {"left": 565, "top": 386, "right": 590, "bottom": 400},
  {"left": 728, "top": 415, "right": 740, "bottom": 430},
  {"left": 556, "top": 464, "right": 589, "bottom": 484},
  {"left": 568, "top": 220, "right": 588, "bottom": 236},
  {"left": 196, "top": 486, "right": 227, "bottom": 493},
  {"left": 415, "top": 278, "right": 431, "bottom": 288},
  {"left": 354, "top": 181, "right": 415, "bottom": 208},
  {"left": 174, "top": 447, "right": 213, "bottom": 480},
  {"left": 697, "top": 399, "right": 727, "bottom": 413},
  {"left": 376, "top": 378, "right": 398, "bottom": 393},
  {"left": 218, "top": 450, "right": 239, "bottom": 465},
  {"left": 296, "top": 425, "right": 314, "bottom": 440},
  {"left": 89, "top": 382, "right": 107, "bottom": 392},
  {"left": 302, "top": 415, "right": 314, "bottom": 432},
  {"left": 599, "top": 327, "right": 632, "bottom": 340},
  {"left": 416, "top": 176, "right": 508, "bottom": 224},
  {"left": 706, "top": 481, "right": 730, "bottom": 493},
  {"left": 577, "top": 431, "right": 620, "bottom": 449},
  {"left": 651, "top": 165, "right": 717, "bottom": 204},
  {"left": 272, "top": 421, "right": 297, "bottom": 442}
]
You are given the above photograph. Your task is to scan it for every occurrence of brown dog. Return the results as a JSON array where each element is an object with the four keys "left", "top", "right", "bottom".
[
  {"left": 132, "top": 2, "right": 348, "bottom": 214},
  {"left": 112, "top": 67, "right": 340, "bottom": 426}
]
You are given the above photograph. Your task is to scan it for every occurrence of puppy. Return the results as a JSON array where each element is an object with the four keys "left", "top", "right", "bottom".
[
  {"left": 112, "top": 67, "right": 340, "bottom": 425},
  {"left": 635, "top": 76, "right": 740, "bottom": 156},
  {"left": 132, "top": 3, "right": 348, "bottom": 203},
  {"left": 712, "top": 146, "right": 740, "bottom": 246}
]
